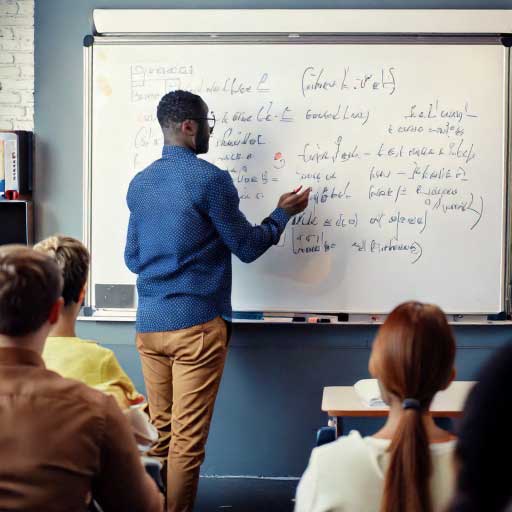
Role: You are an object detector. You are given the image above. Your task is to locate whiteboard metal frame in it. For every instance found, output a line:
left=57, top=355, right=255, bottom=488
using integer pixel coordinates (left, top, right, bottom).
left=505, top=49, right=512, bottom=317
left=91, top=35, right=505, bottom=46
left=82, top=32, right=512, bottom=324
left=83, top=41, right=94, bottom=314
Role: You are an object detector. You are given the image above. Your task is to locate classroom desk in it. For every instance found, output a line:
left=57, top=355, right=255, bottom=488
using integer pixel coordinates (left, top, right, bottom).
left=322, top=381, right=475, bottom=437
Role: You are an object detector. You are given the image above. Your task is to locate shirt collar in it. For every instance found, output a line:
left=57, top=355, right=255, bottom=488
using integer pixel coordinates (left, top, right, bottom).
left=162, top=145, right=196, bottom=158
left=0, top=347, right=45, bottom=368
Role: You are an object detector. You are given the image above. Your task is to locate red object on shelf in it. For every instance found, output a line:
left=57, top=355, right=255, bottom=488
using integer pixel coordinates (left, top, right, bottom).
left=4, top=190, right=19, bottom=200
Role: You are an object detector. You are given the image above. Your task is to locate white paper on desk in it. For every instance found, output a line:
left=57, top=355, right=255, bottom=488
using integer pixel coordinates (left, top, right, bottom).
left=124, top=404, right=158, bottom=453
left=354, top=379, right=387, bottom=407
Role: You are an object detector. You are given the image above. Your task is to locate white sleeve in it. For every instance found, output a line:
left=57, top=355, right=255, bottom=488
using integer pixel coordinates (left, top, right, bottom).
left=294, top=449, right=320, bottom=512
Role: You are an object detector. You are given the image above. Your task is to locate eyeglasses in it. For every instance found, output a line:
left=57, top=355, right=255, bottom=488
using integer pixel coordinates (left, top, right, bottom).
left=189, top=112, right=216, bottom=134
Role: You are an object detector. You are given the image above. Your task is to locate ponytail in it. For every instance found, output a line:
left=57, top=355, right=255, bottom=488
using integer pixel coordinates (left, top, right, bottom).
left=380, top=406, right=432, bottom=512
left=371, top=302, right=456, bottom=512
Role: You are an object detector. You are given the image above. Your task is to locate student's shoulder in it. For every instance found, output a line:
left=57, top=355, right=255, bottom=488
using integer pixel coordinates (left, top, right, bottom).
left=51, top=337, right=116, bottom=365
left=44, top=368, right=115, bottom=411
left=302, top=430, right=381, bottom=500
left=57, top=336, right=111, bottom=353
left=74, top=337, right=116, bottom=361
left=311, top=431, right=369, bottom=465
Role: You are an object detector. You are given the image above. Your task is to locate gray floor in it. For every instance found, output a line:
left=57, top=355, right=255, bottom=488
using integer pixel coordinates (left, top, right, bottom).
left=195, top=477, right=298, bottom=512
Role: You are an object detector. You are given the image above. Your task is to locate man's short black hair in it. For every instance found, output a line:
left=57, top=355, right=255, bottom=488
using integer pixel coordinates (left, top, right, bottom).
left=157, top=90, right=204, bottom=129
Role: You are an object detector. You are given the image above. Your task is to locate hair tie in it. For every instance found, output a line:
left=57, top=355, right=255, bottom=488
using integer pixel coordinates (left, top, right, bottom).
left=402, top=398, right=421, bottom=411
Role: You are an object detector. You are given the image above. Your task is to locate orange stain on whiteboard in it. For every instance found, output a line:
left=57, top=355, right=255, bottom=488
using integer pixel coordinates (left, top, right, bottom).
left=96, top=76, right=112, bottom=97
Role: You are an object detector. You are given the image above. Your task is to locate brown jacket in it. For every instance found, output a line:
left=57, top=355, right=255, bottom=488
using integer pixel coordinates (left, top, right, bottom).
left=0, top=347, right=163, bottom=512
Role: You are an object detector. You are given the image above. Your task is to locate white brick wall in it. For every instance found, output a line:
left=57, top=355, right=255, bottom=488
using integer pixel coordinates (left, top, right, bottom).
left=0, top=0, right=34, bottom=131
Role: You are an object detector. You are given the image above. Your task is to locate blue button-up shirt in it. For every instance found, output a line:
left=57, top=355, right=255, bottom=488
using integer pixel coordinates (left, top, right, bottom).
left=124, top=145, right=290, bottom=332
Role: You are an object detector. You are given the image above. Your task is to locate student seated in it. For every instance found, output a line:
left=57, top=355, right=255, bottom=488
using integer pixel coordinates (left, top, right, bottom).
left=448, top=343, right=512, bottom=512
left=34, top=235, right=144, bottom=409
left=295, top=301, right=457, bottom=512
left=0, top=245, right=163, bottom=511
left=35, top=235, right=156, bottom=449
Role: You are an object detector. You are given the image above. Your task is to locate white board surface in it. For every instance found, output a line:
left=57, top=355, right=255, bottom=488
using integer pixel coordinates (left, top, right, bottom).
left=89, top=42, right=507, bottom=314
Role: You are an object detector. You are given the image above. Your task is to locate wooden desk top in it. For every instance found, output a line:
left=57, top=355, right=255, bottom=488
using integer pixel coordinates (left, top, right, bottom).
left=322, top=381, right=476, bottom=418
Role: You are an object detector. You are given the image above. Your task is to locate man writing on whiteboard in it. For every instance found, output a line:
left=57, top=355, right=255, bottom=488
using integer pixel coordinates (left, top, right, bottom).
left=124, top=90, right=310, bottom=512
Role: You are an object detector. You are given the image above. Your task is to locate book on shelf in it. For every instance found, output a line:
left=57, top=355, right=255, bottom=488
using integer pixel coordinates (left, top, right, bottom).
left=0, top=130, right=33, bottom=197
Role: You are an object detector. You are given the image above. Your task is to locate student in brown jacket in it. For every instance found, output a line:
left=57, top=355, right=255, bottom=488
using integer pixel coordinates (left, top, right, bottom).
left=0, top=245, right=163, bottom=512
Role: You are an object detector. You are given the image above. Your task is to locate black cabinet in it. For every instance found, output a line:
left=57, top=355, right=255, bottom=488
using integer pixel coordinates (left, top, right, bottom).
left=0, top=200, right=33, bottom=245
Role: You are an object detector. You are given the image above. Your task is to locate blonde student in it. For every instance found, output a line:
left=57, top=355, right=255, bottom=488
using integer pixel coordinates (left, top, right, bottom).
left=295, top=301, right=457, bottom=512
left=34, top=235, right=144, bottom=409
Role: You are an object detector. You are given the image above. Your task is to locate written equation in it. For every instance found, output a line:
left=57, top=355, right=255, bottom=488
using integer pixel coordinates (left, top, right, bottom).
left=129, top=61, right=488, bottom=266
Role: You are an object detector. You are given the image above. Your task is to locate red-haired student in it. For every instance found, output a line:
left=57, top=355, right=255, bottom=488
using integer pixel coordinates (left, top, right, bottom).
left=295, top=301, right=457, bottom=512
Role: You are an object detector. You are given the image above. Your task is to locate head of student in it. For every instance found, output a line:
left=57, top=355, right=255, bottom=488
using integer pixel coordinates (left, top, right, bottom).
left=157, top=89, right=214, bottom=154
left=369, top=301, right=456, bottom=512
left=34, top=235, right=89, bottom=312
left=0, top=245, right=62, bottom=348
left=449, top=343, right=512, bottom=512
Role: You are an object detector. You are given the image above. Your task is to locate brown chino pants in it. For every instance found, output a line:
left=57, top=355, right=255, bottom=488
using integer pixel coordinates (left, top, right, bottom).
left=136, top=316, right=229, bottom=512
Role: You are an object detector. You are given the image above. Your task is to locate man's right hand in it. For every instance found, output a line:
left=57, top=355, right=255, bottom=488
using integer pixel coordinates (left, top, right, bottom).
left=277, top=187, right=311, bottom=217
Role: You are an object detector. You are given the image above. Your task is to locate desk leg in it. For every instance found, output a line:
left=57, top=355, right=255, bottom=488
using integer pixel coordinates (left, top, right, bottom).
left=328, top=416, right=344, bottom=438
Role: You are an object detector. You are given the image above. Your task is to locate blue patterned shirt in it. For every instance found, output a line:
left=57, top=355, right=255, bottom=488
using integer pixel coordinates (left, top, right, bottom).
left=124, top=145, right=290, bottom=332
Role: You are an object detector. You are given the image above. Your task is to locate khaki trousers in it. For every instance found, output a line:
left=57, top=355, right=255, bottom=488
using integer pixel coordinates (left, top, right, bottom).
left=136, top=316, right=228, bottom=512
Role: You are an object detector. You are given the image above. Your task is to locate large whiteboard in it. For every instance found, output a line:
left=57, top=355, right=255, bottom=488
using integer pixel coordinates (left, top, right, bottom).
left=87, top=42, right=508, bottom=314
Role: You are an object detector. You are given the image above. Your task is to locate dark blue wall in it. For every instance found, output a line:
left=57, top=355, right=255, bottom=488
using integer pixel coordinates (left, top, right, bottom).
left=36, top=0, right=512, bottom=476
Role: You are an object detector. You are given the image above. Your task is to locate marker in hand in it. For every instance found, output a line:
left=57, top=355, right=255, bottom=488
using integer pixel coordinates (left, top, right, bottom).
left=278, top=185, right=310, bottom=216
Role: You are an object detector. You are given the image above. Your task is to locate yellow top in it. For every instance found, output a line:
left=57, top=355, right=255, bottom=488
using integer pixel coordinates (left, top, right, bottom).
left=43, top=336, right=144, bottom=409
